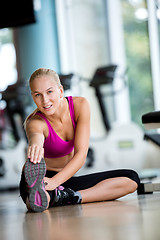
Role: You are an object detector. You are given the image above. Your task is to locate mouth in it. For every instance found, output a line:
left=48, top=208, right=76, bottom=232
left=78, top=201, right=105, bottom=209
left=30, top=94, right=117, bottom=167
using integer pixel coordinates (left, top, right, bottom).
left=43, top=105, right=52, bottom=110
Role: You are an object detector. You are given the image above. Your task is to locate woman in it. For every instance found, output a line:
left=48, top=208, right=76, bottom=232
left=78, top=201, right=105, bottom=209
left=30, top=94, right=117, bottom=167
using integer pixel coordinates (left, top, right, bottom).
left=19, top=68, right=140, bottom=212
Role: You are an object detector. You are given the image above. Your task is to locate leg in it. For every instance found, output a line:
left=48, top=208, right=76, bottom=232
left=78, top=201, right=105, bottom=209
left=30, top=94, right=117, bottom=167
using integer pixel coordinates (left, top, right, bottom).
left=20, top=158, right=50, bottom=212
left=20, top=169, right=51, bottom=211
left=19, top=167, right=80, bottom=211
left=62, top=169, right=140, bottom=203
left=46, top=169, right=139, bottom=205
left=80, top=177, right=138, bottom=203
left=20, top=166, right=80, bottom=211
left=20, top=168, right=140, bottom=210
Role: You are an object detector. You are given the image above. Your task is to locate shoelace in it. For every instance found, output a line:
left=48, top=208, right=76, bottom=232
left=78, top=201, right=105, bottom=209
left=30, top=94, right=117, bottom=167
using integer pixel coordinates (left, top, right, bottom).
left=57, top=185, right=64, bottom=190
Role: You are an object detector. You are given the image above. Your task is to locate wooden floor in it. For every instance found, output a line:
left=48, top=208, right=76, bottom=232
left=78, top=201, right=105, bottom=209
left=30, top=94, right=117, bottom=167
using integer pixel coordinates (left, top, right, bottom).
left=0, top=190, right=160, bottom=240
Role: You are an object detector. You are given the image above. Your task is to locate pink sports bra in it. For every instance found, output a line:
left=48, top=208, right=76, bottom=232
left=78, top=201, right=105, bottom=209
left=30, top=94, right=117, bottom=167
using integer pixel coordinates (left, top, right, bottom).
left=35, top=96, right=76, bottom=158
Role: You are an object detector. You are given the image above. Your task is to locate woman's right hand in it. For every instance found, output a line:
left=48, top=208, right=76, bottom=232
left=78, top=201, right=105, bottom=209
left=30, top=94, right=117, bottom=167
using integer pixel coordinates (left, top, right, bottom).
left=27, top=144, right=44, bottom=164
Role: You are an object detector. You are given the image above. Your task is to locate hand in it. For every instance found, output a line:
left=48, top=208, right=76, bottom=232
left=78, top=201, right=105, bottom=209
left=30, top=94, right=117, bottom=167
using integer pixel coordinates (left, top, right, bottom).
left=44, top=177, right=57, bottom=191
left=28, top=144, right=44, bottom=164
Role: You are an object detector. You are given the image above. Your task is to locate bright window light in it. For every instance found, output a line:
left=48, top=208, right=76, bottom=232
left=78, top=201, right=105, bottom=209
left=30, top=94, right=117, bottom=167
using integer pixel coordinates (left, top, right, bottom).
left=135, top=8, right=148, bottom=20
left=0, top=43, right=17, bottom=92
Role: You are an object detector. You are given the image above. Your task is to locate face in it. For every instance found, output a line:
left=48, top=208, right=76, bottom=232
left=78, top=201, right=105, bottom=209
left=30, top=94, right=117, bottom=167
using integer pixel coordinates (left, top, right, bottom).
left=30, top=75, right=63, bottom=115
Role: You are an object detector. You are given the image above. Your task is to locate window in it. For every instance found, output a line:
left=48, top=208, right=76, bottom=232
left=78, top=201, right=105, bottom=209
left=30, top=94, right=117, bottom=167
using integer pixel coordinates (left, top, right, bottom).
left=121, top=0, right=154, bottom=126
left=0, top=28, right=17, bottom=92
left=56, top=0, right=109, bottom=135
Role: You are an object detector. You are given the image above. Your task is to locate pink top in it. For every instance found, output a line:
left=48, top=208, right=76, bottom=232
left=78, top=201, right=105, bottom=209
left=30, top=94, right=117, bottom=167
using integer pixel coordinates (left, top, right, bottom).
left=35, top=96, right=76, bottom=158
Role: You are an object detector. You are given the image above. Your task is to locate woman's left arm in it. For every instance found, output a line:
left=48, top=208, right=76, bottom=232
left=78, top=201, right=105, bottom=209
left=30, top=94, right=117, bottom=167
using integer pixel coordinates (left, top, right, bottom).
left=45, top=97, right=90, bottom=190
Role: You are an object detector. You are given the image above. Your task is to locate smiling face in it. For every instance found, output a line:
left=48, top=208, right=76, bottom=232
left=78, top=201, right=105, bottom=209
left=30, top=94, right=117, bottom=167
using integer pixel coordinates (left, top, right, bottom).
left=30, top=75, right=64, bottom=116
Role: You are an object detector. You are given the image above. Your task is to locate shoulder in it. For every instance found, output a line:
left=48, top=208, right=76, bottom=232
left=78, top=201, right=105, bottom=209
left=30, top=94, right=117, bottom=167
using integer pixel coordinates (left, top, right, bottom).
left=26, top=113, right=47, bottom=133
left=72, top=96, right=90, bottom=121
left=72, top=96, right=90, bottom=108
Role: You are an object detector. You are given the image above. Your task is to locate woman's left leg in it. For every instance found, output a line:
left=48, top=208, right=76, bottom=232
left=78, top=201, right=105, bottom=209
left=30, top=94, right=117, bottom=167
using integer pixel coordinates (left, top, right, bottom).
left=80, top=177, right=137, bottom=203
left=62, top=169, right=140, bottom=203
left=44, top=169, right=140, bottom=207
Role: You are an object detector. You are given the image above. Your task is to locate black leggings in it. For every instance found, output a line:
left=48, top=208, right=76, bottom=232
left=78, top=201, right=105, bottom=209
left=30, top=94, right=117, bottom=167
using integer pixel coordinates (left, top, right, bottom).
left=19, top=168, right=140, bottom=205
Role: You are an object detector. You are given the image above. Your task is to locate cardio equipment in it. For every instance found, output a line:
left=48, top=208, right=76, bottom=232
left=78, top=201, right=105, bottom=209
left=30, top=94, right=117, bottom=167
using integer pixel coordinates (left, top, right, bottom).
left=89, top=66, right=160, bottom=195
left=90, top=65, right=118, bottom=131
left=138, top=111, right=160, bottom=194
left=60, top=65, right=146, bottom=174
left=87, top=65, right=146, bottom=172
left=0, top=75, right=74, bottom=190
left=0, top=82, right=28, bottom=189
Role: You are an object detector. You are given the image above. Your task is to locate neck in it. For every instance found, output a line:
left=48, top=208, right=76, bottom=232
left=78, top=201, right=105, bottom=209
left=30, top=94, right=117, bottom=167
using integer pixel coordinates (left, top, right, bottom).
left=45, top=97, right=67, bottom=123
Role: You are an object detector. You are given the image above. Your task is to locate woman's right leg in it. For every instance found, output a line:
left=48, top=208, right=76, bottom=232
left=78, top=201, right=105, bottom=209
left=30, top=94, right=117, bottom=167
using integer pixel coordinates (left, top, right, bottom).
left=19, top=169, right=51, bottom=211
left=19, top=164, right=81, bottom=211
left=19, top=158, right=50, bottom=212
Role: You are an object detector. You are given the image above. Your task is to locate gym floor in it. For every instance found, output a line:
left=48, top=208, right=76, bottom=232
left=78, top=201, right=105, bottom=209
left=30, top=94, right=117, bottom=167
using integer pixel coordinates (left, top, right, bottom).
left=0, top=190, right=160, bottom=240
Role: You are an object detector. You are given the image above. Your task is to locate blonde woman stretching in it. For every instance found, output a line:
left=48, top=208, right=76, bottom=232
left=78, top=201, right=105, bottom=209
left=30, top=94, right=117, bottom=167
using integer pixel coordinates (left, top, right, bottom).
left=19, top=68, right=140, bottom=212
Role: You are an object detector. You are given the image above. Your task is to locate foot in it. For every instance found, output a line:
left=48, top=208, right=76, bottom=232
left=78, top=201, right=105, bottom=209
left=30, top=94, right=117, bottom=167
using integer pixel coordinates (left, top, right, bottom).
left=50, top=186, right=82, bottom=207
left=24, top=158, right=48, bottom=212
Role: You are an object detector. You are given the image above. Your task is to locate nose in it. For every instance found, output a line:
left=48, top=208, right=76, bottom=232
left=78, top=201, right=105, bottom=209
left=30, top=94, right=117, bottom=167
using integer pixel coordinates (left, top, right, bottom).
left=42, top=94, right=49, bottom=104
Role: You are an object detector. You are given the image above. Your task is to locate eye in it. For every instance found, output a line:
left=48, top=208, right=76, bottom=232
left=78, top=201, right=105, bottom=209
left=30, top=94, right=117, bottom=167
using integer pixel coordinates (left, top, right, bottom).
left=47, top=90, right=53, bottom=94
left=35, top=93, right=40, bottom=97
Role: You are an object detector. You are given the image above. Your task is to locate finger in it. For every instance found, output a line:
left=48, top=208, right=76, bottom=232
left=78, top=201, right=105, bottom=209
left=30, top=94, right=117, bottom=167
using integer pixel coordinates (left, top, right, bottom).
left=37, top=148, right=44, bottom=163
left=27, top=146, right=31, bottom=159
left=29, top=145, right=36, bottom=162
left=29, top=145, right=38, bottom=163
left=32, top=146, right=41, bottom=164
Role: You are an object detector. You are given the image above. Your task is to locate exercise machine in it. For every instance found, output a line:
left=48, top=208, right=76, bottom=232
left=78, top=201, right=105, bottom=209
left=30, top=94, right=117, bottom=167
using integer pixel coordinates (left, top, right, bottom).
left=61, top=68, right=160, bottom=194
left=76, top=65, right=147, bottom=175
left=0, top=82, right=28, bottom=190
left=0, top=74, right=77, bottom=190
left=138, top=111, right=160, bottom=194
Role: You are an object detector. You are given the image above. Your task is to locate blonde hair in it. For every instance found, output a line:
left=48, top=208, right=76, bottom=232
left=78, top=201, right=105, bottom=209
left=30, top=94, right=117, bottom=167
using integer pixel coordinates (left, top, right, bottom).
left=24, top=68, right=62, bottom=129
left=29, top=68, right=61, bottom=88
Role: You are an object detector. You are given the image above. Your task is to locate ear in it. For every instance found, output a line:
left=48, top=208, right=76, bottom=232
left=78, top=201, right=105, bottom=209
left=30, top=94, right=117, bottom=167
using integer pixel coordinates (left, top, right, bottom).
left=59, top=85, right=64, bottom=98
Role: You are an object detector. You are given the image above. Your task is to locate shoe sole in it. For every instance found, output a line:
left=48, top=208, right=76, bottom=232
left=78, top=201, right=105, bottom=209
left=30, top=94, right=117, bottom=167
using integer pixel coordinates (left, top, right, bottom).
left=24, top=158, right=48, bottom=212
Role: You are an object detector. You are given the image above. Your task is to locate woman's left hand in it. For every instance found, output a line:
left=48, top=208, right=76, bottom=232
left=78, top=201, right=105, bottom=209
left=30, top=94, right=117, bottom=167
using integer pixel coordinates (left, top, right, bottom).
left=43, top=177, right=57, bottom=191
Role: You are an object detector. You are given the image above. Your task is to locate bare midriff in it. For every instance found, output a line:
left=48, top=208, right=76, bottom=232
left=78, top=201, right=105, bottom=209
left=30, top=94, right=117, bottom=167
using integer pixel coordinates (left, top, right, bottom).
left=45, top=150, right=74, bottom=172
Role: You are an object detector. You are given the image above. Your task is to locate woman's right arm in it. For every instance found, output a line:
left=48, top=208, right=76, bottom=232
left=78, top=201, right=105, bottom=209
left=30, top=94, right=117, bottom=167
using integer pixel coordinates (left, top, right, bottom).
left=26, top=118, right=45, bottom=164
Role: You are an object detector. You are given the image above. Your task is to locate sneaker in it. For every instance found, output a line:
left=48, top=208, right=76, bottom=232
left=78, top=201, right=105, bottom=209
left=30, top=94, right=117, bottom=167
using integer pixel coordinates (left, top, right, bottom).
left=24, top=158, right=48, bottom=212
left=50, top=186, right=82, bottom=207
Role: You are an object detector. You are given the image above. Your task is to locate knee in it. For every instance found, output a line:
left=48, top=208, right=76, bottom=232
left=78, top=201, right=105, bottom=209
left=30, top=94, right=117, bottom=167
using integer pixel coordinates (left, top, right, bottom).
left=127, top=170, right=140, bottom=186
left=125, top=178, right=138, bottom=194
left=123, top=169, right=140, bottom=193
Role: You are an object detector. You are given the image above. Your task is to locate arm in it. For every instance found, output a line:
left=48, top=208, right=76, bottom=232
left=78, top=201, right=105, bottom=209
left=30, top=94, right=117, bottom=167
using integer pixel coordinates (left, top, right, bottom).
left=44, top=97, right=90, bottom=190
left=26, top=117, right=45, bottom=163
